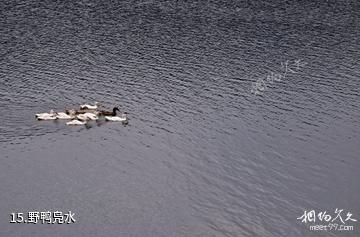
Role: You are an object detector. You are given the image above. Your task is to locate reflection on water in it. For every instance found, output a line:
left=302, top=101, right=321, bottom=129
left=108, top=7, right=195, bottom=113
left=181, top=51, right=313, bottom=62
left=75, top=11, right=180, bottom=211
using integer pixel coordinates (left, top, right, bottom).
left=1, top=0, right=359, bottom=236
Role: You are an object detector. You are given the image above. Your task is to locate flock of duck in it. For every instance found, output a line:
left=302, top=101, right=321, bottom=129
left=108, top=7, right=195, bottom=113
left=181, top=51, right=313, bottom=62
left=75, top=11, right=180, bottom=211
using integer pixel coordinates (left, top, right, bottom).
left=35, top=102, right=128, bottom=126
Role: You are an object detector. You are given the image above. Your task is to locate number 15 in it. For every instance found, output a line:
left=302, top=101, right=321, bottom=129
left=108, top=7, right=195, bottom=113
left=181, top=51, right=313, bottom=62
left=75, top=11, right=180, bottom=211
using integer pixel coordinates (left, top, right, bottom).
left=10, top=213, right=24, bottom=223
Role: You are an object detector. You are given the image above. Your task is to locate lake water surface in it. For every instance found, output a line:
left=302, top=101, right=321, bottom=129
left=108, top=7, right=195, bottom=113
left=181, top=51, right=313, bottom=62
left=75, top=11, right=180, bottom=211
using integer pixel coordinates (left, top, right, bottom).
left=1, top=0, right=359, bottom=236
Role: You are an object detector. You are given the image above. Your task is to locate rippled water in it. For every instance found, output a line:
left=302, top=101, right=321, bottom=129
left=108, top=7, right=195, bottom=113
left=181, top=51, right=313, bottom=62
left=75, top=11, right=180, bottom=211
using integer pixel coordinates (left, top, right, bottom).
left=1, top=1, right=359, bottom=236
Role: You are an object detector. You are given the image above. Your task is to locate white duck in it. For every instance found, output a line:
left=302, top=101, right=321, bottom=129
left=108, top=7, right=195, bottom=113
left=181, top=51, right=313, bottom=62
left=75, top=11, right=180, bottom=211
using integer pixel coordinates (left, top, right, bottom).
left=56, top=112, right=75, bottom=120
left=105, top=112, right=128, bottom=122
left=76, top=114, right=89, bottom=121
left=66, top=120, right=87, bottom=126
left=83, top=112, right=99, bottom=120
left=35, top=109, right=55, bottom=118
left=77, top=112, right=99, bottom=121
left=37, top=114, right=58, bottom=120
left=80, top=102, right=99, bottom=110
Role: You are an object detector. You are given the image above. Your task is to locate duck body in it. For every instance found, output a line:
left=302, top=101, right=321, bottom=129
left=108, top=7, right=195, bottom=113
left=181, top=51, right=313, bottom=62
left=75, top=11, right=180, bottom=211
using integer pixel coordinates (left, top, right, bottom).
left=56, top=112, right=75, bottom=120
left=66, top=120, right=87, bottom=125
left=76, top=114, right=89, bottom=121
left=105, top=116, right=127, bottom=122
left=80, top=102, right=99, bottom=110
left=99, top=107, right=120, bottom=116
left=37, top=114, right=58, bottom=120
left=35, top=110, right=55, bottom=118
left=70, top=109, right=99, bottom=115
left=76, top=113, right=98, bottom=121
left=105, top=112, right=128, bottom=122
left=83, top=112, right=99, bottom=120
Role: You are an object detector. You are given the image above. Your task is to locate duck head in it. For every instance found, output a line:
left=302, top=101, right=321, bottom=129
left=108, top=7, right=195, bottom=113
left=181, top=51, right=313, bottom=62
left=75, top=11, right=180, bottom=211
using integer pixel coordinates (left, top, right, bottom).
left=65, top=109, right=76, bottom=115
left=108, top=107, right=120, bottom=116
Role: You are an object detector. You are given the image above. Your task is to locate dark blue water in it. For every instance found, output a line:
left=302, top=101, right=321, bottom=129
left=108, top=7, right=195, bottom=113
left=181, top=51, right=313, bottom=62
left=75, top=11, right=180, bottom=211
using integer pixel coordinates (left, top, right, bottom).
left=1, top=1, right=359, bottom=236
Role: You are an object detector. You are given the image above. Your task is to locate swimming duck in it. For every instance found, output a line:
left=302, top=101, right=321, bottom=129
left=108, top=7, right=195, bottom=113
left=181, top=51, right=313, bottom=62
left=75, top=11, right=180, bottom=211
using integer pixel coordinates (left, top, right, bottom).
left=80, top=102, right=99, bottom=110
left=56, top=112, right=75, bottom=120
left=99, top=107, right=120, bottom=116
left=82, top=112, right=99, bottom=120
left=76, top=114, right=90, bottom=121
left=74, top=109, right=100, bottom=115
left=66, top=119, right=87, bottom=125
left=37, top=113, right=58, bottom=120
left=105, top=112, right=128, bottom=122
left=35, top=109, right=55, bottom=118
